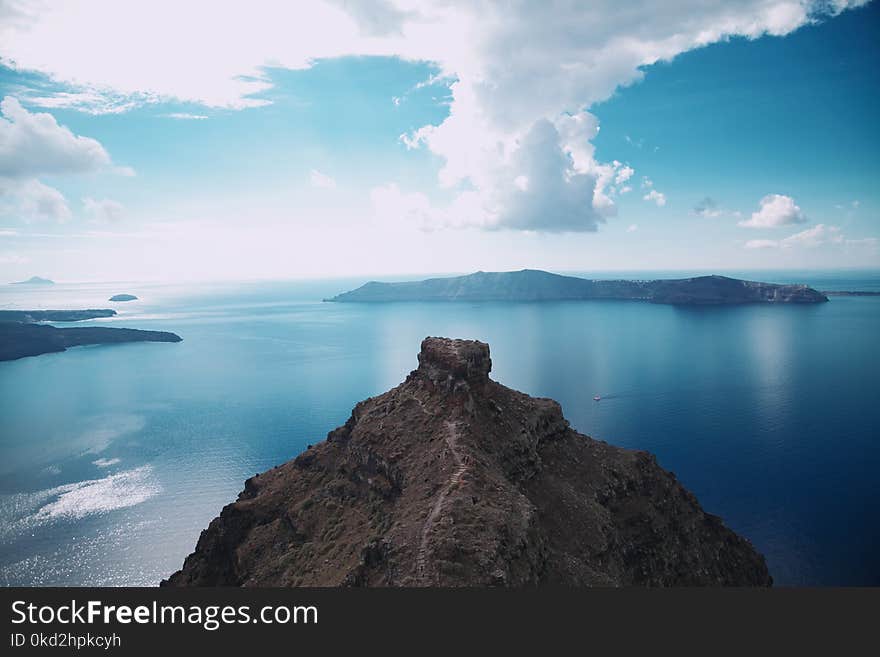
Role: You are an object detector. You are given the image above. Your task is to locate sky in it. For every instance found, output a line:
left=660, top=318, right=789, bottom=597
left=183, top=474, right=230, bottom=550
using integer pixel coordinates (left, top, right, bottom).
left=0, top=0, right=877, bottom=282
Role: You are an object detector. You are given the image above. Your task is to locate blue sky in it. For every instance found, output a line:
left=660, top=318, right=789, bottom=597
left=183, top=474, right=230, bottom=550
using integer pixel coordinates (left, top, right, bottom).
left=0, top=0, right=877, bottom=281
left=592, top=7, right=879, bottom=234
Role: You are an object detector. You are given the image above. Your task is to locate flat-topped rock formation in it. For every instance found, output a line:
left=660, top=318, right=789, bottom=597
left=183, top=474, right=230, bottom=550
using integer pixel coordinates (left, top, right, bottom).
left=326, top=270, right=828, bottom=305
left=165, top=337, right=771, bottom=587
left=10, top=276, right=54, bottom=285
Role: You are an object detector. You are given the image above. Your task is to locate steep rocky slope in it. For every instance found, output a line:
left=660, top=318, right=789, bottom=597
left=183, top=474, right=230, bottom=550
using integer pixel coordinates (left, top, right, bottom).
left=165, top=338, right=771, bottom=587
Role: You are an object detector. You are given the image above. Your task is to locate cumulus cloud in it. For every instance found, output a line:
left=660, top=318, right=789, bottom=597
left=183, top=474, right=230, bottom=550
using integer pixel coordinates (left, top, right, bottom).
left=2, top=0, right=865, bottom=112
left=615, top=164, right=634, bottom=186
left=83, top=197, right=125, bottom=223
left=370, top=183, right=435, bottom=230
left=745, top=224, right=876, bottom=250
left=0, top=97, right=113, bottom=178
left=370, top=181, right=484, bottom=231
left=781, top=223, right=840, bottom=247
left=740, top=193, right=806, bottom=228
left=643, top=189, right=667, bottom=207
left=309, top=169, right=337, bottom=189
left=0, top=178, right=71, bottom=222
left=694, top=197, right=722, bottom=218
left=163, top=112, right=208, bottom=120
left=0, top=96, right=132, bottom=225
left=489, top=119, right=606, bottom=232
left=0, top=1, right=868, bottom=232
left=18, top=180, right=71, bottom=222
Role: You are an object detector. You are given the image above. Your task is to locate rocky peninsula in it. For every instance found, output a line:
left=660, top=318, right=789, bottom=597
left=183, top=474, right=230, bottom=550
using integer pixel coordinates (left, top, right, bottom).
left=326, top=270, right=828, bottom=305
left=165, top=337, right=771, bottom=587
left=0, top=309, right=181, bottom=361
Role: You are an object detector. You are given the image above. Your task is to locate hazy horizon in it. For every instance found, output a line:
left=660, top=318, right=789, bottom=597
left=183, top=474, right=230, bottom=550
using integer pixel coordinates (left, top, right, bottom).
left=6, top=266, right=880, bottom=290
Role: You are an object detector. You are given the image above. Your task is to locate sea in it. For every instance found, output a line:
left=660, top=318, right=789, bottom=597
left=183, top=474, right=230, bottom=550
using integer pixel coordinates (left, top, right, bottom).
left=0, top=269, right=878, bottom=586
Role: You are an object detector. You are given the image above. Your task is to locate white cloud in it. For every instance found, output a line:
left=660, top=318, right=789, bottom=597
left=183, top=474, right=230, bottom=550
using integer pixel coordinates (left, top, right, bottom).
left=0, top=97, right=114, bottom=178
left=0, top=178, right=71, bottom=222
left=643, top=189, right=666, bottom=207
left=370, top=181, right=485, bottom=231
left=614, top=164, right=634, bottom=185
left=2, top=0, right=864, bottom=113
left=693, top=197, right=722, bottom=218
left=163, top=113, right=208, bottom=120
left=83, top=197, right=125, bottom=223
left=0, top=1, right=868, bottom=233
left=370, top=182, right=436, bottom=230
left=740, top=193, right=806, bottom=228
left=490, top=118, right=607, bottom=232
left=18, top=180, right=71, bottom=222
left=783, top=223, right=841, bottom=247
left=0, top=97, right=132, bottom=224
left=744, top=239, right=782, bottom=249
left=309, top=169, right=337, bottom=189
left=744, top=224, right=876, bottom=251
left=626, top=224, right=638, bottom=233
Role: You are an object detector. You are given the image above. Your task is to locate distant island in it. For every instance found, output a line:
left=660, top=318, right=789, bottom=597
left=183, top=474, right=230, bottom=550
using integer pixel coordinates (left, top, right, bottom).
left=109, top=294, right=138, bottom=302
left=326, top=270, right=829, bottom=305
left=10, top=276, right=54, bottom=285
left=0, top=309, right=181, bottom=361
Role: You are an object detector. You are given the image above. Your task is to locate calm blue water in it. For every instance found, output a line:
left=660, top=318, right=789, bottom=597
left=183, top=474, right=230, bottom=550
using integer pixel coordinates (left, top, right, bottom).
left=0, top=270, right=878, bottom=586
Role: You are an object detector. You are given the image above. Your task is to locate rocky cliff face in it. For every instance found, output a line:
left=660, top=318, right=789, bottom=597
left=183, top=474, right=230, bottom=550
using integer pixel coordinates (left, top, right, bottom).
left=165, top=338, right=772, bottom=587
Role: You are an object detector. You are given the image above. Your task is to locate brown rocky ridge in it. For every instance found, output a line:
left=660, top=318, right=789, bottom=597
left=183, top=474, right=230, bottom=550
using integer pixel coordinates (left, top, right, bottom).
left=164, top=337, right=772, bottom=587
